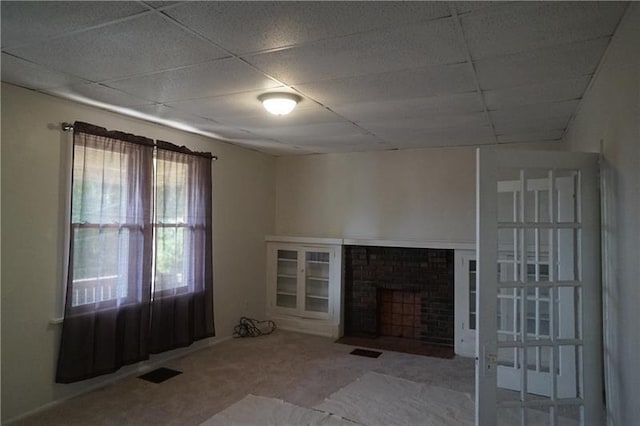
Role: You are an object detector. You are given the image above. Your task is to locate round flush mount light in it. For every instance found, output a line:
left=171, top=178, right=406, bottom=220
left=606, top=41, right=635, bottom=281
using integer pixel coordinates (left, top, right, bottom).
left=258, top=92, right=301, bottom=116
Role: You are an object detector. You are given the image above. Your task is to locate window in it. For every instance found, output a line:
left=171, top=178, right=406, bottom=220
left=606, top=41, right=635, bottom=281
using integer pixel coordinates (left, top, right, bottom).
left=69, top=141, right=149, bottom=308
left=57, top=122, right=214, bottom=384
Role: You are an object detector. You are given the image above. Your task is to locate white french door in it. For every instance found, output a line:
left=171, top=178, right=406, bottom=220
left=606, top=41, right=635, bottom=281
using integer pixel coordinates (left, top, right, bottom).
left=476, top=148, right=603, bottom=426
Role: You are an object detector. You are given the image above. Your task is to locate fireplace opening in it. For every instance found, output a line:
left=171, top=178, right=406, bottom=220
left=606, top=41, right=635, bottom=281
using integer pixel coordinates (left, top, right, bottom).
left=340, top=246, right=455, bottom=358
left=378, top=290, right=422, bottom=339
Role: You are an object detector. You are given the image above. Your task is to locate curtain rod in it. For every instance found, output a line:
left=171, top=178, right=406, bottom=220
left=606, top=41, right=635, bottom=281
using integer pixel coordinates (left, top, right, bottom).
left=61, top=122, right=218, bottom=160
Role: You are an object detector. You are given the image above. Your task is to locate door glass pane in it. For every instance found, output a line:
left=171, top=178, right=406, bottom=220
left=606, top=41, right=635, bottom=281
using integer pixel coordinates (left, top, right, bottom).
left=526, top=228, right=551, bottom=283
left=498, top=228, right=520, bottom=283
left=555, top=170, right=579, bottom=224
left=497, top=407, right=523, bottom=426
left=276, top=249, right=297, bottom=309
left=557, top=405, right=582, bottom=425
left=526, top=346, right=552, bottom=399
left=526, top=407, right=553, bottom=425
left=558, top=345, right=581, bottom=399
left=497, top=287, right=521, bottom=342
left=305, top=251, right=329, bottom=313
left=557, top=286, right=581, bottom=340
left=524, top=169, right=552, bottom=223
left=497, top=168, right=523, bottom=223
left=525, top=287, right=551, bottom=341
left=557, top=228, right=579, bottom=282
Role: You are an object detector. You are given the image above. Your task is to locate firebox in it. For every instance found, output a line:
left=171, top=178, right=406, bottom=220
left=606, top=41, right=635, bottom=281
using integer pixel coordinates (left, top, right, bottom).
left=343, top=246, right=454, bottom=348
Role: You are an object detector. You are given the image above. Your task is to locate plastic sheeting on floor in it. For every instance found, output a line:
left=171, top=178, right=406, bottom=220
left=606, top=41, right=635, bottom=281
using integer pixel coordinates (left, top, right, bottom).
left=315, top=371, right=475, bottom=426
left=200, top=372, right=579, bottom=426
left=199, top=394, right=358, bottom=426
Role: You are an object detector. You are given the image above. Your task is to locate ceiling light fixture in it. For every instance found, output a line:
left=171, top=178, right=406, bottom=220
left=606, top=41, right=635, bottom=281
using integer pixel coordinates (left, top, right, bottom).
left=258, top=92, right=301, bottom=116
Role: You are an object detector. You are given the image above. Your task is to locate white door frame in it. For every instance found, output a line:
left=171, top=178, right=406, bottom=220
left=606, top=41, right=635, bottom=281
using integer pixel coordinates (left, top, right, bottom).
left=476, top=147, right=603, bottom=425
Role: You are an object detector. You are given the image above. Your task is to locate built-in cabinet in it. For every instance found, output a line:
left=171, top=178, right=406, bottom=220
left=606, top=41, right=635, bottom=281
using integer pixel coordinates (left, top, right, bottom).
left=266, top=237, right=342, bottom=337
left=454, top=250, right=477, bottom=358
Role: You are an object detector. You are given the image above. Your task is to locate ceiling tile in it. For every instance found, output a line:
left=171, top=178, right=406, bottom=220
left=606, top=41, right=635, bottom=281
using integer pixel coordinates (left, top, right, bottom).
left=128, top=104, right=221, bottom=127
left=245, top=18, right=466, bottom=85
left=490, top=99, right=578, bottom=128
left=166, top=2, right=451, bottom=54
left=455, top=2, right=514, bottom=15
left=44, top=83, right=155, bottom=107
left=332, top=92, right=484, bottom=123
left=0, top=1, right=147, bottom=49
left=484, top=77, right=590, bottom=110
left=254, top=122, right=369, bottom=145
left=226, top=138, right=309, bottom=156
left=475, top=38, right=609, bottom=90
left=462, top=2, right=626, bottom=60
left=371, top=126, right=496, bottom=148
left=1, top=53, right=87, bottom=89
left=360, top=112, right=491, bottom=134
left=295, top=62, right=476, bottom=106
left=497, top=129, right=564, bottom=144
left=493, top=117, right=571, bottom=135
left=216, top=105, right=345, bottom=129
left=127, top=104, right=263, bottom=142
left=106, top=58, right=280, bottom=103
left=490, top=100, right=578, bottom=134
left=292, top=133, right=388, bottom=149
left=6, top=14, right=228, bottom=82
left=144, top=2, right=181, bottom=9
left=166, top=89, right=293, bottom=121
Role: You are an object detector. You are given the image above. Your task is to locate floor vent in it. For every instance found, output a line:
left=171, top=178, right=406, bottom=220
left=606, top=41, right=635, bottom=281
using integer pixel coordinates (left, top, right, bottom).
left=138, top=367, right=182, bottom=383
left=350, top=348, right=382, bottom=358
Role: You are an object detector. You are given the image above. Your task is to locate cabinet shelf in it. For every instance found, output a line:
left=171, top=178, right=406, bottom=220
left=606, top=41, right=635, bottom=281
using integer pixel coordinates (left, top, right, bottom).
left=270, top=242, right=340, bottom=323
left=306, top=294, right=329, bottom=300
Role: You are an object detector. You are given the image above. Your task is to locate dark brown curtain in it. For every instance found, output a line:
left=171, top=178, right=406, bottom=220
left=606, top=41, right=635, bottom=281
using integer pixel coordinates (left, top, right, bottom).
left=149, top=141, right=214, bottom=353
left=56, top=122, right=154, bottom=383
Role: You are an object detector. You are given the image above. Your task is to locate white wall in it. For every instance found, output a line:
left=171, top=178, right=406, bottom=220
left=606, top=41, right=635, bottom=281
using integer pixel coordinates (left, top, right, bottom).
left=277, top=147, right=475, bottom=242
left=563, top=4, right=639, bottom=424
left=0, top=83, right=275, bottom=422
left=275, top=142, right=563, bottom=243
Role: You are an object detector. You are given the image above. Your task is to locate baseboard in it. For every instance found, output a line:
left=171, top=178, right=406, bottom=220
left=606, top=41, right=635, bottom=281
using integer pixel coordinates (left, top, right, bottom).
left=271, top=315, right=340, bottom=338
left=2, top=336, right=231, bottom=425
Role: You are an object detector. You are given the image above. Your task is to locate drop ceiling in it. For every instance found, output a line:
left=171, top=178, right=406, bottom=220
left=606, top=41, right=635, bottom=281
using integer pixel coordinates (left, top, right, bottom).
left=0, top=1, right=628, bottom=155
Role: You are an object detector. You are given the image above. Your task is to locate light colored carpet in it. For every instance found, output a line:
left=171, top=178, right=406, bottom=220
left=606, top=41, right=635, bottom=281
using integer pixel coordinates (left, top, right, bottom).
left=199, top=395, right=357, bottom=426
left=315, top=372, right=474, bottom=426
left=15, top=331, right=474, bottom=425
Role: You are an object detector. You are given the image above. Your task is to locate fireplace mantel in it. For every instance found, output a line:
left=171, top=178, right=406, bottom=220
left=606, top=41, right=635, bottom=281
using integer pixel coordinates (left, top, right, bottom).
left=266, top=235, right=474, bottom=251
left=343, top=238, right=474, bottom=250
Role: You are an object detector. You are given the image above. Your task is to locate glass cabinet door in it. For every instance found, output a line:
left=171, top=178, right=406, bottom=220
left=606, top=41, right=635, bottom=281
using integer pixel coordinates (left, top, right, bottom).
left=304, top=250, right=330, bottom=314
left=276, top=249, right=298, bottom=309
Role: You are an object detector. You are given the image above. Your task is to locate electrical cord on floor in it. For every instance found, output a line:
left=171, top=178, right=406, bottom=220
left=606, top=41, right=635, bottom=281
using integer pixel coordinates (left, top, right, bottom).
left=233, top=316, right=276, bottom=338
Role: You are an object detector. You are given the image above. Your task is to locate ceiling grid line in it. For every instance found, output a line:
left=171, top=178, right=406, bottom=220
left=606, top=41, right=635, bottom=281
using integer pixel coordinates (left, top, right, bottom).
left=152, top=4, right=391, bottom=152
left=448, top=4, right=499, bottom=145
left=560, top=2, right=633, bottom=141
left=1, top=8, right=155, bottom=52
left=1, top=1, right=628, bottom=155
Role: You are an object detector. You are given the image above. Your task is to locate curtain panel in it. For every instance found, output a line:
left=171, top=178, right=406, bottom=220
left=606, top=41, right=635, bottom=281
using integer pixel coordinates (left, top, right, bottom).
left=56, top=123, right=214, bottom=384
left=56, top=122, right=155, bottom=383
left=149, top=142, right=215, bottom=353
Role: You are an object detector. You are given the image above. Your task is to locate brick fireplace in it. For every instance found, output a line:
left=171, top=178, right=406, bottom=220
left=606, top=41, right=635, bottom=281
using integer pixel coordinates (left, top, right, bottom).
left=343, top=246, right=454, bottom=348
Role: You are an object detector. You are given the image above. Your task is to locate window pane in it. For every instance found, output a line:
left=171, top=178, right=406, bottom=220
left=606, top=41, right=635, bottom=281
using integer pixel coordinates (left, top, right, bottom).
left=155, top=159, right=188, bottom=223
left=154, top=226, right=187, bottom=292
left=72, top=146, right=128, bottom=223
left=71, top=227, right=129, bottom=306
